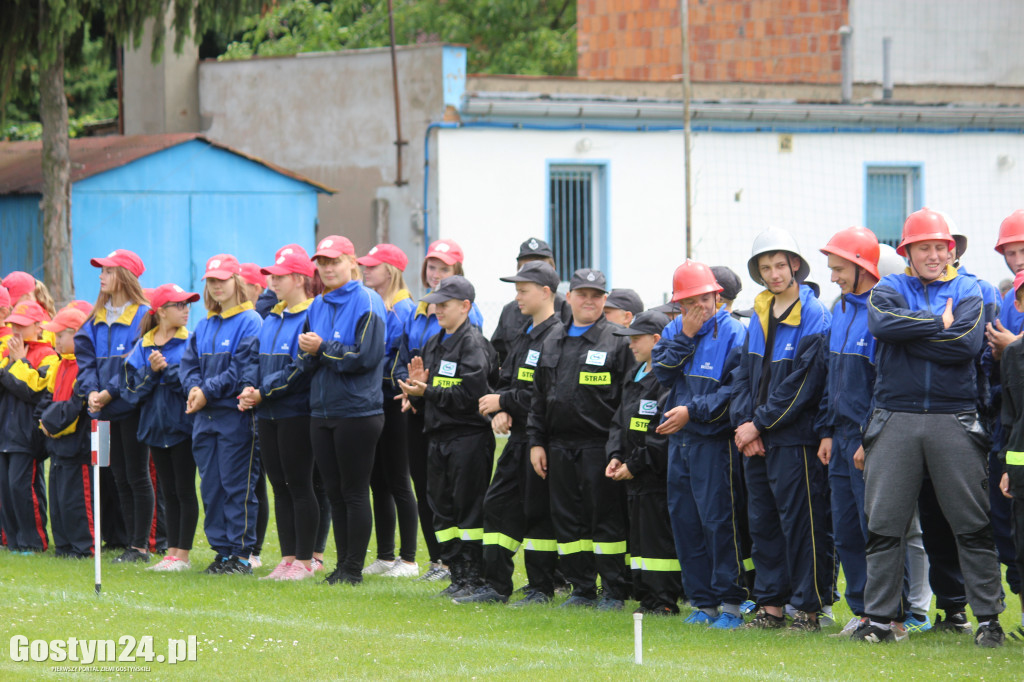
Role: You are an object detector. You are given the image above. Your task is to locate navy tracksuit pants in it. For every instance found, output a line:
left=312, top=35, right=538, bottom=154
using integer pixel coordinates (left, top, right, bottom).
left=50, top=454, right=95, bottom=557
left=192, top=408, right=259, bottom=558
left=744, top=443, right=834, bottom=613
left=0, top=452, right=48, bottom=551
left=667, top=437, right=747, bottom=609
left=829, top=428, right=868, bottom=617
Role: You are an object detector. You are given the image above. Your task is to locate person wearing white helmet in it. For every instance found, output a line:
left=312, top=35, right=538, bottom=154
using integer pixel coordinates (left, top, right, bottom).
left=730, top=228, right=834, bottom=632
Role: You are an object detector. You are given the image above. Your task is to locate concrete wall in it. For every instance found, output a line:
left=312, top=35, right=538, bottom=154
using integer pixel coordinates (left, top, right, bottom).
left=437, top=126, right=1024, bottom=336
left=122, top=12, right=200, bottom=135
left=198, top=45, right=466, bottom=261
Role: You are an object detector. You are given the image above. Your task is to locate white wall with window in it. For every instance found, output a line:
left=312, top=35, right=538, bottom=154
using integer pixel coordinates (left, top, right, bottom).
left=436, top=126, right=1024, bottom=335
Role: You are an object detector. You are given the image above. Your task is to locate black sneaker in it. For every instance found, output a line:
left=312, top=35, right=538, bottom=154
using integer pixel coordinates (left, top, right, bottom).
left=786, top=611, right=822, bottom=633
left=435, top=582, right=465, bottom=598
left=934, top=611, right=972, bottom=635
left=203, top=556, right=229, bottom=574
left=975, top=621, right=1006, bottom=648
left=596, top=596, right=625, bottom=611
left=743, top=608, right=787, bottom=630
left=323, top=567, right=360, bottom=585
left=220, top=557, right=254, bottom=575
left=850, top=621, right=896, bottom=643
left=559, top=594, right=598, bottom=608
left=113, top=548, right=150, bottom=564
left=509, top=590, right=553, bottom=607
left=448, top=583, right=479, bottom=600
left=453, top=586, right=508, bottom=604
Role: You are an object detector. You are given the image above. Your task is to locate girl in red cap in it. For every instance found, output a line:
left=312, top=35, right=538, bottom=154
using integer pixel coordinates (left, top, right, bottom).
left=180, top=254, right=263, bottom=575
left=399, top=239, right=483, bottom=581
left=0, top=285, right=11, bottom=351
left=123, top=284, right=201, bottom=572
left=358, top=243, right=420, bottom=577
left=76, top=250, right=155, bottom=563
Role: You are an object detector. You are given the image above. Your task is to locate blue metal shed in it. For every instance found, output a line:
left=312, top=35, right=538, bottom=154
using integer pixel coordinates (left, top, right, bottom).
left=0, top=134, right=332, bottom=304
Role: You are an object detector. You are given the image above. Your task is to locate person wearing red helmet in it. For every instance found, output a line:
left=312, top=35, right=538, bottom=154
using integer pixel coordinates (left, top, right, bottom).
left=357, top=243, right=421, bottom=578
left=180, top=254, right=263, bottom=575
left=75, top=249, right=155, bottom=562
left=122, top=284, right=201, bottom=572
left=652, top=260, right=749, bottom=625
left=852, top=209, right=1005, bottom=647
left=988, top=210, right=1024, bottom=362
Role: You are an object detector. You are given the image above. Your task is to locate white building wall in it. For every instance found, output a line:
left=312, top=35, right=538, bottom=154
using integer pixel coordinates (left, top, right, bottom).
left=851, top=0, right=1024, bottom=86
left=437, top=126, right=1024, bottom=336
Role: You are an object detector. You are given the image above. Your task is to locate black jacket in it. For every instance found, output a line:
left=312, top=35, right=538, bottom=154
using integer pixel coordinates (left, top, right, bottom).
left=1000, top=337, right=1024, bottom=465
left=494, top=314, right=564, bottom=443
left=527, top=316, right=632, bottom=449
left=606, top=363, right=670, bottom=494
left=491, top=294, right=572, bottom=365
left=410, top=318, right=496, bottom=435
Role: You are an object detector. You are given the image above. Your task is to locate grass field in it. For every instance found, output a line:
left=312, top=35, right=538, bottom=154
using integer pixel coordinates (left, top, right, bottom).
left=2, top=454, right=1023, bottom=680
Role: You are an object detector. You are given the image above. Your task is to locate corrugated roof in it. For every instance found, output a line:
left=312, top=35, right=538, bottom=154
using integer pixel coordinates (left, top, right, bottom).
left=0, top=133, right=335, bottom=195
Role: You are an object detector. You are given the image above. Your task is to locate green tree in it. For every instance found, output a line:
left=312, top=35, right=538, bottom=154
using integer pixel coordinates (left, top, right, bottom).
left=222, top=0, right=577, bottom=76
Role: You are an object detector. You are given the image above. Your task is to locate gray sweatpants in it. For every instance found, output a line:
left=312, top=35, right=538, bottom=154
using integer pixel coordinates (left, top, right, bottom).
left=862, top=410, right=1004, bottom=621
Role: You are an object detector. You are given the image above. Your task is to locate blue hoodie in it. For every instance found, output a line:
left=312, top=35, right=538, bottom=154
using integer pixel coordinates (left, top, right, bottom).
left=122, top=327, right=193, bottom=448
left=179, top=302, right=263, bottom=412
left=730, top=284, right=831, bottom=447
left=297, top=280, right=386, bottom=419
left=382, top=292, right=416, bottom=398
left=816, top=290, right=876, bottom=439
left=75, top=303, right=150, bottom=420
left=253, top=298, right=314, bottom=420
left=652, top=306, right=747, bottom=441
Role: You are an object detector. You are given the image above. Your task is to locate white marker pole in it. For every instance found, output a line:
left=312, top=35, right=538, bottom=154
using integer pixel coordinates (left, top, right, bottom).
left=91, top=420, right=110, bottom=596
left=633, top=612, right=643, bottom=665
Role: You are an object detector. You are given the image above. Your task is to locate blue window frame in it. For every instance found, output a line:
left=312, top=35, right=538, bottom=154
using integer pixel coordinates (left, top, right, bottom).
left=547, top=162, right=608, bottom=280
left=865, top=164, right=923, bottom=248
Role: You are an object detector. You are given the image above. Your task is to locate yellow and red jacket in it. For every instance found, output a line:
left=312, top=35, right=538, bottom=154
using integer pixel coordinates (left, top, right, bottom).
left=38, top=353, right=91, bottom=460
left=0, top=339, right=58, bottom=455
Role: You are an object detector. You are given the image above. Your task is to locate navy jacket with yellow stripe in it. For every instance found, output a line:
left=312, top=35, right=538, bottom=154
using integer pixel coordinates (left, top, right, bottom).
left=816, top=289, right=876, bottom=439
left=868, top=265, right=984, bottom=414
left=0, top=340, right=59, bottom=455
left=652, top=306, right=747, bottom=442
left=180, top=302, right=262, bottom=412
left=297, top=280, right=386, bottom=419
left=75, top=303, right=149, bottom=421
left=253, top=298, right=314, bottom=420
left=122, top=327, right=193, bottom=448
left=730, top=284, right=831, bottom=447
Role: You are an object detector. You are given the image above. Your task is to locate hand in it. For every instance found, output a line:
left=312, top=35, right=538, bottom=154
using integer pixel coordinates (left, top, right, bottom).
left=941, top=298, right=954, bottom=330
left=6, top=335, right=26, bottom=361
left=88, top=390, right=112, bottom=413
left=298, top=331, right=323, bottom=355
left=1001, top=471, right=1012, bottom=499
left=605, top=458, right=621, bottom=479
left=149, top=350, right=168, bottom=372
left=237, top=386, right=262, bottom=411
left=656, top=405, right=689, bottom=435
left=681, top=304, right=707, bottom=338
left=479, top=393, right=502, bottom=415
left=530, top=446, right=548, bottom=479
left=734, top=421, right=761, bottom=449
left=185, top=386, right=207, bottom=414
left=490, top=411, right=512, bottom=435
left=817, top=437, right=833, bottom=466
left=398, top=394, right=417, bottom=414
left=853, top=445, right=865, bottom=471
left=398, top=378, right=427, bottom=397
left=986, top=320, right=1021, bottom=361
left=39, top=421, right=51, bottom=438
left=407, top=356, right=429, bottom=384
left=741, top=436, right=765, bottom=458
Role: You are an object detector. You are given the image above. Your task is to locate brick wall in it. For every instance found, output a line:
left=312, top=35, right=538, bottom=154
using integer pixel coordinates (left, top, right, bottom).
left=577, top=0, right=849, bottom=83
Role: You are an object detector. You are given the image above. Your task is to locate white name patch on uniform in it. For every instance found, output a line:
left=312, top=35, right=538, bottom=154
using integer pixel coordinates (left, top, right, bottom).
left=525, top=350, right=541, bottom=367
left=586, top=350, right=607, bottom=366
left=638, top=400, right=658, bottom=416
left=438, top=361, right=458, bottom=377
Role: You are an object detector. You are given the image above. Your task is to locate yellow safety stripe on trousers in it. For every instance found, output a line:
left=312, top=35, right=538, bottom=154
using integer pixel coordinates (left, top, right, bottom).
left=744, top=557, right=755, bottom=571
left=482, top=532, right=521, bottom=553
left=460, top=527, right=483, bottom=541
left=522, top=538, right=557, bottom=552
left=1007, top=451, right=1024, bottom=466
left=435, top=526, right=460, bottom=542
left=593, top=540, right=628, bottom=555
left=629, top=556, right=682, bottom=572
left=557, top=539, right=594, bottom=555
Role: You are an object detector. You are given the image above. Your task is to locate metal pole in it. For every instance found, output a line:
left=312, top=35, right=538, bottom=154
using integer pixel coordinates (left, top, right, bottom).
left=387, top=0, right=408, bottom=186
left=680, top=0, right=693, bottom=258
left=882, top=37, right=893, bottom=101
left=840, top=26, right=853, bottom=103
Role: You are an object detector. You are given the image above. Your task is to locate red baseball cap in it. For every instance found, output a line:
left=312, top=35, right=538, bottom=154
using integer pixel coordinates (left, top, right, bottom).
left=312, top=235, right=355, bottom=260
left=425, top=239, right=464, bottom=265
left=357, top=243, right=409, bottom=271
left=66, top=300, right=93, bottom=316
left=0, top=285, right=9, bottom=308
left=42, top=307, right=88, bottom=333
left=203, top=254, right=242, bottom=281
left=90, top=249, right=145, bottom=278
left=6, top=301, right=50, bottom=327
left=148, top=283, right=200, bottom=312
left=1014, top=270, right=1024, bottom=295
left=262, top=244, right=315, bottom=278
left=239, top=263, right=268, bottom=289
left=2, top=271, right=35, bottom=301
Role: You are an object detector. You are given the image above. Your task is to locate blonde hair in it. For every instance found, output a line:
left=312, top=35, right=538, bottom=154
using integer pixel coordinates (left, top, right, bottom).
left=90, top=267, right=149, bottom=319
left=420, top=259, right=464, bottom=290
left=204, top=274, right=248, bottom=314
left=378, top=264, right=409, bottom=311
left=32, top=280, right=56, bottom=316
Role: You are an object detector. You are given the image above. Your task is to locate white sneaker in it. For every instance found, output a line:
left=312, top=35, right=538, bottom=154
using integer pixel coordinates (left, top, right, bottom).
left=383, top=560, right=419, bottom=578
left=163, top=559, right=192, bottom=572
left=830, top=616, right=866, bottom=638
left=362, top=558, right=396, bottom=575
left=248, top=554, right=263, bottom=569
left=147, top=556, right=176, bottom=572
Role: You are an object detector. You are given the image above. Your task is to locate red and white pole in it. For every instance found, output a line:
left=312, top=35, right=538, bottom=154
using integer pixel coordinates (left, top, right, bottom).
left=91, top=420, right=110, bottom=595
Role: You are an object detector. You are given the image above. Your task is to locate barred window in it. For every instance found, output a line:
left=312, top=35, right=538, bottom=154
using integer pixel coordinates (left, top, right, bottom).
left=549, top=165, right=603, bottom=280
left=866, top=165, right=922, bottom=248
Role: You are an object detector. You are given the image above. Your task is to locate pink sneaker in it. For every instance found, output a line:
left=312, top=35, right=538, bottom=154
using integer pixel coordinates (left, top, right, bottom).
left=279, top=562, right=316, bottom=581
left=260, top=559, right=292, bottom=580
left=311, top=558, right=325, bottom=572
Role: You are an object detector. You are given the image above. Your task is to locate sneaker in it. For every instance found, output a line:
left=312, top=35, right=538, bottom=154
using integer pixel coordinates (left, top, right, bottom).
left=147, top=556, right=177, bottom=571
left=559, top=595, right=598, bottom=608
left=279, top=562, right=316, bottom=581
left=509, top=590, right=552, bottom=607
left=323, top=567, right=361, bottom=586
left=743, top=608, right=786, bottom=630
left=362, top=558, right=396, bottom=575
left=203, top=556, right=229, bottom=574
left=934, top=611, right=972, bottom=635
left=787, top=611, right=821, bottom=633
left=683, top=610, right=716, bottom=626
left=418, top=562, right=450, bottom=582
left=260, top=559, right=293, bottom=580
left=113, top=548, right=150, bottom=564
left=248, top=554, right=262, bottom=569
left=890, top=621, right=909, bottom=643
left=710, top=612, right=744, bottom=629
left=818, top=606, right=836, bottom=627
left=453, top=586, right=508, bottom=604
left=383, top=560, right=420, bottom=578
left=596, top=596, right=625, bottom=611
left=311, top=557, right=325, bottom=572
left=740, top=600, right=758, bottom=615
left=903, top=614, right=932, bottom=633
left=220, top=557, right=253, bottom=575
left=831, top=616, right=868, bottom=638
left=975, top=621, right=1006, bottom=648
left=435, top=582, right=465, bottom=598
left=851, top=621, right=896, bottom=643
left=1007, top=625, right=1024, bottom=642
left=635, top=605, right=678, bottom=617
left=163, top=559, right=191, bottom=572
left=448, top=583, right=479, bottom=600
